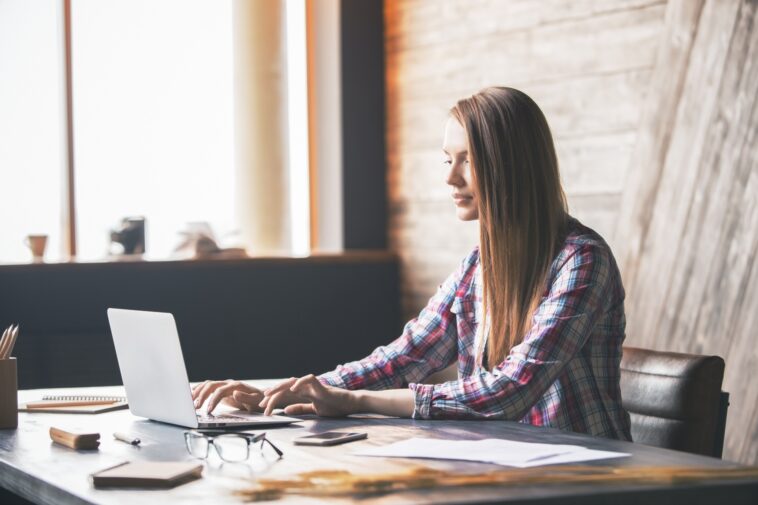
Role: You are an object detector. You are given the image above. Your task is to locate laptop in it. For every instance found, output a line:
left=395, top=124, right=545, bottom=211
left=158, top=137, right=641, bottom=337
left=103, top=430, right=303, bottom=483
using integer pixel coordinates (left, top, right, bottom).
left=107, top=308, right=300, bottom=429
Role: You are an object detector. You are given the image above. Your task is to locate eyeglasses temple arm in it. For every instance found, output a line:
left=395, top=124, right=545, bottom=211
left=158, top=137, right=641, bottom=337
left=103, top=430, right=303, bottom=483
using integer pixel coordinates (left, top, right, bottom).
left=263, top=437, right=284, bottom=457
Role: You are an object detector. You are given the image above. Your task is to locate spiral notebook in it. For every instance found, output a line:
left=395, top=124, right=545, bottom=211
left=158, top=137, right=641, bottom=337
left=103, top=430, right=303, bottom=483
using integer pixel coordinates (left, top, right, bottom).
left=19, top=395, right=128, bottom=414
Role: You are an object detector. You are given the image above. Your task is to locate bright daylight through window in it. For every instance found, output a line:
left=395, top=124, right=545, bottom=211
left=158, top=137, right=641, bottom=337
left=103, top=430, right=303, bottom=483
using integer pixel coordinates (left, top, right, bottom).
left=72, top=0, right=236, bottom=260
left=0, top=0, right=66, bottom=263
left=0, top=0, right=310, bottom=263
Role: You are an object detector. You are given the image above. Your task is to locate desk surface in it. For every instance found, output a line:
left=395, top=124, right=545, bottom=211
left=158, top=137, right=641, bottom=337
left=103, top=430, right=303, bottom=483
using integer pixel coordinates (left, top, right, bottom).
left=2, top=383, right=757, bottom=505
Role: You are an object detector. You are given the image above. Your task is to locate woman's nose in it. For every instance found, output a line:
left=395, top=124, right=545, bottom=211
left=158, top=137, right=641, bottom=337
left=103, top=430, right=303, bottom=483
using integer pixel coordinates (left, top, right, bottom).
left=446, top=163, right=463, bottom=186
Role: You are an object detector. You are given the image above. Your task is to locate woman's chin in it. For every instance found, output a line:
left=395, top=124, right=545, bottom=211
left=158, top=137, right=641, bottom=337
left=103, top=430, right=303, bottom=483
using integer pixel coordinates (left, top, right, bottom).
left=455, top=206, right=479, bottom=222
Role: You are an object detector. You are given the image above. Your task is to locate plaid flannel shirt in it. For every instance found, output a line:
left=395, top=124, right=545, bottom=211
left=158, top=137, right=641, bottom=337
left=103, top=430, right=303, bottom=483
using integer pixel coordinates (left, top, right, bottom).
left=320, top=217, right=632, bottom=440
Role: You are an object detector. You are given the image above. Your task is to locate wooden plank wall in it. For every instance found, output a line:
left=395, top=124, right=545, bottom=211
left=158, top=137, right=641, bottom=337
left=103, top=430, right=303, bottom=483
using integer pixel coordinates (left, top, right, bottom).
left=386, top=0, right=758, bottom=464
left=385, top=0, right=667, bottom=317
left=615, top=0, right=758, bottom=465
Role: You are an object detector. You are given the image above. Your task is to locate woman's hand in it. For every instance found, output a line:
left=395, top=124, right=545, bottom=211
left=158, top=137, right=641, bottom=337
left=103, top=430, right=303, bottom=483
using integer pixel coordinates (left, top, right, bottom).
left=191, top=380, right=265, bottom=414
left=261, top=374, right=359, bottom=417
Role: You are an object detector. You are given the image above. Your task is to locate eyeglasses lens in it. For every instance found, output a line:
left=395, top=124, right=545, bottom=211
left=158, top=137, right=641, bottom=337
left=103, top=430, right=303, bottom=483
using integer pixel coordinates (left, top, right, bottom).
left=214, top=434, right=250, bottom=462
left=185, top=432, right=209, bottom=459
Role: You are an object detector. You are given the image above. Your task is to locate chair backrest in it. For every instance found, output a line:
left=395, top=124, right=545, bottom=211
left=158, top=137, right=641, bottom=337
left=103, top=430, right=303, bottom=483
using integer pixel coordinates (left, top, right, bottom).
left=620, top=346, right=728, bottom=458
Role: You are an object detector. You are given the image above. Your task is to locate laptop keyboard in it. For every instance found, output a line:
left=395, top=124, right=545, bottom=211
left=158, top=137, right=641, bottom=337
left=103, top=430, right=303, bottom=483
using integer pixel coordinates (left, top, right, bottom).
left=196, top=413, right=246, bottom=423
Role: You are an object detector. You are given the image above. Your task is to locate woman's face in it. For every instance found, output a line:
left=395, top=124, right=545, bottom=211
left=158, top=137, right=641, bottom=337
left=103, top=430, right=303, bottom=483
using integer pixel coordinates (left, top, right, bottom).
left=443, top=118, right=479, bottom=221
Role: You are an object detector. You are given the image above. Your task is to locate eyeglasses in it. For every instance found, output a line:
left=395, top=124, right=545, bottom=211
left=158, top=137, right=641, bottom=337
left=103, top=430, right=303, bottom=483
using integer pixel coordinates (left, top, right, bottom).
left=184, top=430, right=284, bottom=462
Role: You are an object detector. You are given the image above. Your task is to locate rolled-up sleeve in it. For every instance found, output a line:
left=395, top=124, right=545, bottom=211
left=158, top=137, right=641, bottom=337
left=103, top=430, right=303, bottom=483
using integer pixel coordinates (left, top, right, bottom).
left=409, top=243, right=610, bottom=420
left=319, top=249, right=480, bottom=391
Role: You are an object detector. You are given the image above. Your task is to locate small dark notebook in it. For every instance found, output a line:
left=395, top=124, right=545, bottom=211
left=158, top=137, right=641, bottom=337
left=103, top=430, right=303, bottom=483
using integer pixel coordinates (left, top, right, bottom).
left=90, top=461, right=203, bottom=489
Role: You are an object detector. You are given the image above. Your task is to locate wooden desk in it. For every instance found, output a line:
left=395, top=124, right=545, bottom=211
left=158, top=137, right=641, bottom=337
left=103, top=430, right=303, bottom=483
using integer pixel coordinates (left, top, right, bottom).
left=1, top=384, right=757, bottom=505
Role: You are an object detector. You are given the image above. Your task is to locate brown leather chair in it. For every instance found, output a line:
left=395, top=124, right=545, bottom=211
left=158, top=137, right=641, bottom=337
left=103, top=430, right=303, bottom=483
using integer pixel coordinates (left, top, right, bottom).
left=620, top=346, right=729, bottom=458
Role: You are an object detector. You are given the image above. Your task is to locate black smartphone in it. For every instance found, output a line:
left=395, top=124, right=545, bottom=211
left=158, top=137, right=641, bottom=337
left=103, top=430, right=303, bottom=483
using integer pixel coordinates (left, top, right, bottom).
left=293, top=431, right=368, bottom=446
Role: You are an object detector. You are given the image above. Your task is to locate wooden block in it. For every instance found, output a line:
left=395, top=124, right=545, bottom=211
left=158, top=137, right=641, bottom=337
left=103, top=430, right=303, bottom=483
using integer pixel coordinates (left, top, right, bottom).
left=49, top=426, right=100, bottom=450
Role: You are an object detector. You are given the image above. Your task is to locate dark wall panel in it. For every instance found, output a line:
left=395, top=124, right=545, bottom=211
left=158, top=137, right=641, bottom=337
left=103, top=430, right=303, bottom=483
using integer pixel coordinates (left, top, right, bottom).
left=0, top=256, right=401, bottom=389
left=341, top=0, right=387, bottom=249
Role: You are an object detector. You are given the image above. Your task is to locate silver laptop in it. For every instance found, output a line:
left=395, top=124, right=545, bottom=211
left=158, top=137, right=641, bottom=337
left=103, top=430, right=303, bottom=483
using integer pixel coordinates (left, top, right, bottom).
left=107, top=308, right=300, bottom=428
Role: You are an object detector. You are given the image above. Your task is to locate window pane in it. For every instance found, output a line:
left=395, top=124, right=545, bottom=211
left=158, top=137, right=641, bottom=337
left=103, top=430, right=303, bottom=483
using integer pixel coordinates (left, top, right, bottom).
left=285, top=0, right=310, bottom=255
left=0, top=0, right=66, bottom=263
left=71, top=0, right=235, bottom=260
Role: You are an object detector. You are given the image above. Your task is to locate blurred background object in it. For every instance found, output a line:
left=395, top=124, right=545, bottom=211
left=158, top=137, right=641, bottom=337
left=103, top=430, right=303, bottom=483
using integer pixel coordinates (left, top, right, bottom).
left=109, top=217, right=145, bottom=256
left=24, top=235, right=48, bottom=263
left=173, top=222, right=247, bottom=260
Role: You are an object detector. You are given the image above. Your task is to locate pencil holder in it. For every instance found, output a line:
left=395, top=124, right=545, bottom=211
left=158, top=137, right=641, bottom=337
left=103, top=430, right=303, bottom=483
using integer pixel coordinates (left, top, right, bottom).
left=0, top=358, right=18, bottom=429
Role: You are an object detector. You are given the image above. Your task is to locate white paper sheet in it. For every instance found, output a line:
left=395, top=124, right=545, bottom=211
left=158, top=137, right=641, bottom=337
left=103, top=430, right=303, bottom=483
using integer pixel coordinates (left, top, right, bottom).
left=515, top=448, right=630, bottom=467
left=354, top=438, right=629, bottom=468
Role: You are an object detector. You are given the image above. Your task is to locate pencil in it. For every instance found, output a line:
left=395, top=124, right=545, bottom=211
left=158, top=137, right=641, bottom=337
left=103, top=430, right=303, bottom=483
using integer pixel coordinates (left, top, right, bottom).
left=4, top=325, right=18, bottom=359
left=0, top=326, right=10, bottom=359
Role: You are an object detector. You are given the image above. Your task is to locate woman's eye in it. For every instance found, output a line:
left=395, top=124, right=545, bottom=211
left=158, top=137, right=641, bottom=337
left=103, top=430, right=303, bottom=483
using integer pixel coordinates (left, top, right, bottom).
left=443, top=160, right=452, bottom=165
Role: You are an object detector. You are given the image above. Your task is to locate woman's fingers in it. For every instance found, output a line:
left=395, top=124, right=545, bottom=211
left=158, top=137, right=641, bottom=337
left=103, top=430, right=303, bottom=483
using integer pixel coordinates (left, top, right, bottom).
left=192, top=380, right=216, bottom=402
left=290, top=374, right=318, bottom=391
left=193, top=380, right=228, bottom=408
left=192, top=376, right=351, bottom=418
left=260, top=378, right=297, bottom=416
left=229, top=383, right=264, bottom=410
left=233, top=391, right=264, bottom=412
left=262, top=377, right=297, bottom=398
left=234, top=390, right=262, bottom=402
left=283, top=403, right=316, bottom=415
left=220, top=396, right=243, bottom=410
left=258, top=395, right=270, bottom=410
left=206, top=381, right=250, bottom=413
left=284, top=375, right=349, bottom=417
left=192, top=379, right=265, bottom=410
left=191, top=381, right=208, bottom=400
left=260, top=375, right=328, bottom=416
left=290, top=375, right=324, bottom=398
left=194, top=376, right=324, bottom=415
left=237, top=382, right=263, bottom=395
left=263, top=389, right=291, bottom=416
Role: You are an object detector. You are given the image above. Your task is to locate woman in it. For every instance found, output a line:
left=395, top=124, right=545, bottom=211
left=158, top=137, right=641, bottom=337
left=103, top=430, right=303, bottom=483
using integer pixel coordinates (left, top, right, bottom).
left=193, top=87, right=632, bottom=440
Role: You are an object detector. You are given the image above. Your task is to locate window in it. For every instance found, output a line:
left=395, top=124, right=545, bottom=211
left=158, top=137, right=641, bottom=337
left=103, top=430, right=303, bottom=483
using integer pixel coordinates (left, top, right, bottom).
left=0, top=0, right=311, bottom=263
left=286, top=0, right=310, bottom=256
left=72, top=0, right=236, bottom=260
left=0, top=0, right=67, bottom=263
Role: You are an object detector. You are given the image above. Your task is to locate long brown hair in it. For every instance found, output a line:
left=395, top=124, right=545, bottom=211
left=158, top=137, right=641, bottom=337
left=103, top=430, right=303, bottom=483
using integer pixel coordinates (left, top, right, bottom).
left=451, top=87, right=568, bottom=370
